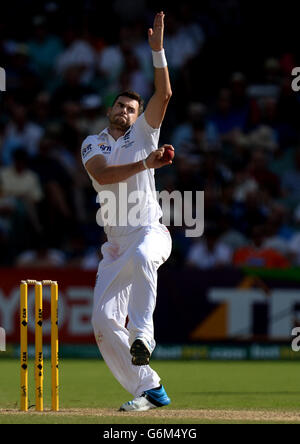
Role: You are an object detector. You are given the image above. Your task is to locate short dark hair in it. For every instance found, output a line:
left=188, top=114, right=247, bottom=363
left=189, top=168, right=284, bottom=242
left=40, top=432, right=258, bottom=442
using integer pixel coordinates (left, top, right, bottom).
left=112, top=90, right=144, bottom=116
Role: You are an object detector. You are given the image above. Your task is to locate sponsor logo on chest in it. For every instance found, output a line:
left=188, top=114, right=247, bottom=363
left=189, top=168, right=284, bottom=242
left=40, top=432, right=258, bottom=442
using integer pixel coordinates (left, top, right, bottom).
left=98, top=144, right=112, bottom=153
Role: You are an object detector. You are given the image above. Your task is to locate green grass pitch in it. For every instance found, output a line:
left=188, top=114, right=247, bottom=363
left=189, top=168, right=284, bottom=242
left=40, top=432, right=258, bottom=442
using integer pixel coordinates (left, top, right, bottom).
left=0, top=359, right=300, bottom=424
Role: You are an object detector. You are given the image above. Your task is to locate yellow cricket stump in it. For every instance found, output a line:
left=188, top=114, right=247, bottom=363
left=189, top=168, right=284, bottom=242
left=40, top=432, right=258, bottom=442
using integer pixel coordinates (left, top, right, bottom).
left=51, top=282, right=59, bottom=411
left=20, top=279, right=59, bottom=412
left=35, top=282, right=43, bottom=412
left=20, top=281, right=28, bottom=412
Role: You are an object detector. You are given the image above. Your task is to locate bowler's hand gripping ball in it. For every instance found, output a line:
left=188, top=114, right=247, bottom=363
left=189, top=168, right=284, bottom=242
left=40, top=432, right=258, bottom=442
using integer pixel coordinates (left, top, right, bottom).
left=162, top=146, right=175, bottom=162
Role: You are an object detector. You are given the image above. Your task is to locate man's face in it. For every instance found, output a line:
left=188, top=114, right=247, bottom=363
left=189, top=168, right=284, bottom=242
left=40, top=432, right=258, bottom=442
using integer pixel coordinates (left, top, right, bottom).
left=108, top=97, right=139, bottom=130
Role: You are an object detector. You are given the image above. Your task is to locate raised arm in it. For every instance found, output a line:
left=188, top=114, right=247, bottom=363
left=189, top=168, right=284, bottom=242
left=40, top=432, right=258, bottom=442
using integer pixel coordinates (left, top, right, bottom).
left=144, top=11, right=172, bottom=129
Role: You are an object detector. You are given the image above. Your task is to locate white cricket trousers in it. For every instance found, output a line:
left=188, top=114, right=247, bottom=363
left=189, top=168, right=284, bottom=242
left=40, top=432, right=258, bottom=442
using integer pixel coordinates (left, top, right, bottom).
left=91, top=222, right=172, bottom=397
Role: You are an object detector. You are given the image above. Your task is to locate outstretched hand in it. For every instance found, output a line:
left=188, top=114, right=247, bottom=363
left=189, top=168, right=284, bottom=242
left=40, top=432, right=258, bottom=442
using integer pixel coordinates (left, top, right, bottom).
left=145, top=145, right=174, bottom=169
left=148, top=11, right=165, bottom=51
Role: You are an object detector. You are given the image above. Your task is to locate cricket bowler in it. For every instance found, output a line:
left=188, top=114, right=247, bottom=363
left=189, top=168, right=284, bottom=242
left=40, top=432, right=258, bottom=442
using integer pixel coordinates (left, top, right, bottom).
left=81, top=11, right=174, bottom=411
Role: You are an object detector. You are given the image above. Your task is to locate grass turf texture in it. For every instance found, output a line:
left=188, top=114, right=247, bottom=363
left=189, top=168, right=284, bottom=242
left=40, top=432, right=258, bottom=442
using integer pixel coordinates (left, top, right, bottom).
left=0, top=359, right=300, bottom=423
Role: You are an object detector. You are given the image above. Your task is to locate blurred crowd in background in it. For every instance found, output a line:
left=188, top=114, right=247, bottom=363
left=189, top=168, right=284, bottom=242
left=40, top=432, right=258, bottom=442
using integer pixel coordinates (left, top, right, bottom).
left=0, top=0, right=300, bottom=270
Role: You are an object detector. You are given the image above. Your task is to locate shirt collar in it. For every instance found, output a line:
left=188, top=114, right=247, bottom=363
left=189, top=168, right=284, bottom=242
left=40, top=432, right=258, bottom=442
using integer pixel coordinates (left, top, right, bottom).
left=99, top=127, right=109, bottom=136
left=99, top=126, right=132, bottom=138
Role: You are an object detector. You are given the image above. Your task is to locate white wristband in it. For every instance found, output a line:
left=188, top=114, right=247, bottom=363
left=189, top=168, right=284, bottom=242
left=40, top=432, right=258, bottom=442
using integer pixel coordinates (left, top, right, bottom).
left=152, top=49, right=167, bottom=69
left=142, top=159, right=149, bottom=170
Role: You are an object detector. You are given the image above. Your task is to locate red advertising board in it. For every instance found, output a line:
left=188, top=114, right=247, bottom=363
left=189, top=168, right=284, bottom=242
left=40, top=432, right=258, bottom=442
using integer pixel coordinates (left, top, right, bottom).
left=0, top=268, right=97, bottom=344
left=1, top=266, right=300, bottom=346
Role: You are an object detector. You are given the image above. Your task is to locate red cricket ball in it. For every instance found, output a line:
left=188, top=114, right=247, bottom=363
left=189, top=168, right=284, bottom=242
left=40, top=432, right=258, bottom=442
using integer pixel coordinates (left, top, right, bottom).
left=162, top=146, right=175, bottom=162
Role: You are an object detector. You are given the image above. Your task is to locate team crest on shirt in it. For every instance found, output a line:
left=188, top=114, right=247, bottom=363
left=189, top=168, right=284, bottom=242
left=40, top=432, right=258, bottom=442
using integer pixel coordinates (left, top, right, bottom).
left=122, top=130, right=134, bottom=149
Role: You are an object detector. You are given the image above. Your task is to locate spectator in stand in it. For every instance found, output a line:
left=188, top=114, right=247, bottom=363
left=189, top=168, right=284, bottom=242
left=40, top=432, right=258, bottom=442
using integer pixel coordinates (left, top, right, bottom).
left=163, top=11, right=205, bottom=80
left=0, top=193, right=16, bottom=265
left=198, top=150, right=233, bottom=191
left=233, top=224, right=290, bottom=269
left=59, top=101, right=82, bottom=156
left=209, top=88, right=248, bottom=144
left=277, top=75, right=300, bottom=147
left=118, top=50, right=152, bottom=101
left=30, top=92, right=53, bottom=129
left=219, top=215, right=248, bottom=251
left=174, top=119, right=218, bottom=170
left=229, top=71, right=255, bottom=134
left=173, top=152, right=200, bottom=193
left=179, top=4, right=206, bottom=55
left=230, top=188, right=269, bottom=237
left=269, top=142, right=295, bottom=179
left=62, top=229, right=102, bottom=269
left=81, top=247, right=102, bottom=270
left=171, top=102, right=220, bottom=155
left=288, top=224, right=300, bottom=267
left=263, top=206, right=291, bottom=257
left=79, top=95, right=107, bottom=136
left=131, top=21, right=154, bottom=82
left=246, top=125, right=279, bottom=153
left=217, top=184, right=249, bottom=250
left=51, top=66, right=96, bottom=114
left=97, top=26, right=135, bottom=91
left=0, top=148, right=42, bottom=201
left=1, top=103, right=44, bottom=165
left=55, top=26, right=96, bottom=84
left=4, top=43, right=42, bottom=104
left=233, top=168, right=259, bottom=203
left=27, top=15, right=63, bottom=88
left=186, top=223, right=233, bottom=269
left=281, top=148, right=300, bottom=210
left=15, top=235, right=66, bottom=268
left=247, top=57, right=281, bottom=101
left=247, top=148, right=281, bottom=199
left=201, top=185, right=226, bottom=229
left=30, top=137, right=74, bottom=246
left=258, top=97, right=281, bottom=138
left=0, top=148, right=43, bottom=237
left=262, top=205, right=291, bottom=256
left=286, top=205, right=300, bottom=266
left=247, top=95, right=293, bottom=150
left=230, top=72, right=248, bottom=110
left=98, top=25, right=153, bottom=105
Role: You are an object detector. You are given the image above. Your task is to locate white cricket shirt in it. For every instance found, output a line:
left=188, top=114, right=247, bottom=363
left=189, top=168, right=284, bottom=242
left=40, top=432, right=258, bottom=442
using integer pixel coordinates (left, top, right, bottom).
left=81, top=113, right=163, bottom=238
